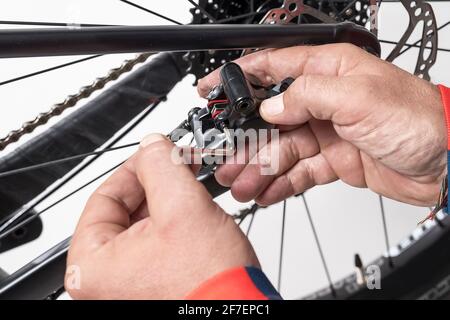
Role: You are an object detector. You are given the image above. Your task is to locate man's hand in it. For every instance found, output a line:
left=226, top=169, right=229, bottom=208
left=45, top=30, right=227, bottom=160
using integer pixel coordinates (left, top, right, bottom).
left=65, top=134, right=259, bottom=299
left=198, top=44, right=447, bottom=207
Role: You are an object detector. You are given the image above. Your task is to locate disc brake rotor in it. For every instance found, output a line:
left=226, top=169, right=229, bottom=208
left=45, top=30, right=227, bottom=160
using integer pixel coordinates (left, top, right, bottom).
left=186, top=0, right=370, bottom=82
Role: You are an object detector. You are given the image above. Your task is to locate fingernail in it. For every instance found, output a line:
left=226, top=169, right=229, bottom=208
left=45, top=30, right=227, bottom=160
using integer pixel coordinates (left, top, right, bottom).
left=260, top=94, right=284, bottom=117
left=140, top=133, right=166, bottom=148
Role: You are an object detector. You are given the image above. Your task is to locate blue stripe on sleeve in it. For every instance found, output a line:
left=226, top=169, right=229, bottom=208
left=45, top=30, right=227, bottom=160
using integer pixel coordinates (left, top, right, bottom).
left=446, top=150, right=449, bottom=214
left=245, top=267, right=283, bottom=300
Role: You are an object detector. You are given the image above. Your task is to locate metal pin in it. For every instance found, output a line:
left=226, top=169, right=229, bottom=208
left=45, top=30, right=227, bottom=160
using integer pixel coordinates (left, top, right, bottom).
left=354, top=253, right=366, bottom=286
left=196, top=127, right=235, bottom=157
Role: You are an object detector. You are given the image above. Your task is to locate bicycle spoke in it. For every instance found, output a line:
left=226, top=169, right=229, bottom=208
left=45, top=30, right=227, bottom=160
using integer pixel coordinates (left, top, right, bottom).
left=379, top=195, right=394, bottom=267
left=398, top=20, right=450, bottom=57
left=215, top=10, right=270, bottom=24
left=119, top=0, right=182, bottom=25
left=249, top=0, right=255, bottom=12
left=301, top=194, right=336, bottom=297
left=0, top=55, right=103, bottom=87
left=337, top=0, right=358, bottom=19
left=277, top=200, right=287, bottom=292
left=0, top=142, right=139, bottom=179
left=0, top=20, right=117, bottom=27
left=328, top=1, right=341, bottom=18
left=379, top=39, right=450, bottom=53
left=246, top=212, right=256, bottom=237
left=238, top=215, right=248, bottom=226
left=236, top=203, right=259, bottom=226
left=186, top=0, right=217, bottom=23
left=257, top=0, right=273, bottom=11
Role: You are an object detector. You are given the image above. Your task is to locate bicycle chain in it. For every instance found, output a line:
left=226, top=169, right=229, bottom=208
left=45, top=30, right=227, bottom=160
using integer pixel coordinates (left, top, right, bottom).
left=0, top=52, right=154, bottom=151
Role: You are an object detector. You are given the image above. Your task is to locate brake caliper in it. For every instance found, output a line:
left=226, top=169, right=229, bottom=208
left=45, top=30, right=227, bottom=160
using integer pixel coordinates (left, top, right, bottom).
left=169, top=62, right=293, bottom=168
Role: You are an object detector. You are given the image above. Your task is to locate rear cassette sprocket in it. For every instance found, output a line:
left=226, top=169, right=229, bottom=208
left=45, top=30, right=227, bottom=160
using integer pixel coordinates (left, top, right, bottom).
left=185, top=0, right=370, bottom=83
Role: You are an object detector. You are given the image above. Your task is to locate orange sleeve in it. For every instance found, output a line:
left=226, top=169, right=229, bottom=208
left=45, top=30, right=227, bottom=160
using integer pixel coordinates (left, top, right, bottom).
left=438, top=84, right=450, bottom=213
left=186, top=267, right=282, bottom=300
left=439, top=85, right=450, bottom=149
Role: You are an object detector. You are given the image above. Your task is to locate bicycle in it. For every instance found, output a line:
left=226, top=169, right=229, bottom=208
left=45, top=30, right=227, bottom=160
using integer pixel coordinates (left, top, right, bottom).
left=0, top=0, right=449, bottom=300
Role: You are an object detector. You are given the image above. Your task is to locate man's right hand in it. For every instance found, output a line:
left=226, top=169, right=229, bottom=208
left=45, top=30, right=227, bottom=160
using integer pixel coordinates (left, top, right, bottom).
left=198, top=44, right=447, bottom=207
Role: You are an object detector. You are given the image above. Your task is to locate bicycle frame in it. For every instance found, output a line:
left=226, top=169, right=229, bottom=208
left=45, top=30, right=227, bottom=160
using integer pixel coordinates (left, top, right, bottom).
left=0, top=23, right=380, bottom=58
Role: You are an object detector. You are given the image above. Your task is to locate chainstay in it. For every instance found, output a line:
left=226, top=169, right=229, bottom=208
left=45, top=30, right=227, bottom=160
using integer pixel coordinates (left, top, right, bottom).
left=0, top=52, right=155, bottom=151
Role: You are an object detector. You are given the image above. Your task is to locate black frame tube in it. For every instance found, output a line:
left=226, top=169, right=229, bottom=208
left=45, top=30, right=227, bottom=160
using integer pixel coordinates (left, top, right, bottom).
left=0, top=23, right=381, bottom=58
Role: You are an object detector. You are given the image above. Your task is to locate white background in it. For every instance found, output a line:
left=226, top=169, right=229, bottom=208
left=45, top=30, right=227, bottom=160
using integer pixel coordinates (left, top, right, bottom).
left=0, top=0, right=449, bottom=299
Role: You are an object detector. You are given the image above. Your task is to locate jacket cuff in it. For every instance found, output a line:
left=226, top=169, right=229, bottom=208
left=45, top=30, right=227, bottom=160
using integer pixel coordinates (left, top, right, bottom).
left=186, top=266, right=282, bottom=300
left=439, top=85, right=450, bottom=149
left=438, top=84, right=450, bottom=213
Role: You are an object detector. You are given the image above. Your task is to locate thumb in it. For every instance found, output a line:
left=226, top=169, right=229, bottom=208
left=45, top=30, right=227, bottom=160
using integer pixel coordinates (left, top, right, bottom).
left=259, top=75, right=368, bottom=126
left=136, top=134, right=218, bottom=226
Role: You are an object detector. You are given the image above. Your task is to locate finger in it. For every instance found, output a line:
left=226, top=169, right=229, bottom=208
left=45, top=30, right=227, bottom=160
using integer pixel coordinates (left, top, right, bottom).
left=255, top=121, right=367, bottom=206
left=308, top=119, right=366, bottom=188
left=197, top=43, right=371, bottom=97
left=135, top=134, right=218, bottom=226
left=255, top=153, right=337, bottom=206
left=215, top=124, right=301, bottom=187
left=277, top=124, right=301, bottom=132
left=259, top=74, right=374, bottom=126
left=228, top=125, right=319, bottom=202
left=215, top=130, right=270, bottom=187
left=197, top=48, right=278, bottom=97
left=72, top=155, right=146, bottom=252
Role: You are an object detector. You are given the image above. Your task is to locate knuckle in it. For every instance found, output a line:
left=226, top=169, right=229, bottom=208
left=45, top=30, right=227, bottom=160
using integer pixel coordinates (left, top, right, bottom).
left=289, top=162, right=314, bottom=195
left=247, top=49, right=276, bottom=85
left=283, top=134, right=300, bottom=164
left=293, top=75, right=309, bottom=95
left=255, top=196, right=273, bottom=207
left=197, top=78, right=209, bottom=95
left=285, top=172, right=300, bottom=196
left=214, top=166, right=234, bottom=187
left=334, top=42, right=359, bottom=54
left=265, top=50, right=276, bottom=76
left=285, top=75, right=308, bottom=107
left=198, top=74, right=219, bottom=96
left=155, top=218, right=180, bottom=240
left=303, top=161, right=315, bottom=185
